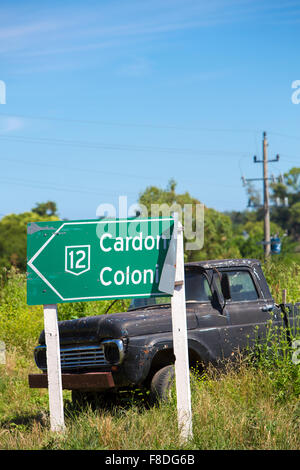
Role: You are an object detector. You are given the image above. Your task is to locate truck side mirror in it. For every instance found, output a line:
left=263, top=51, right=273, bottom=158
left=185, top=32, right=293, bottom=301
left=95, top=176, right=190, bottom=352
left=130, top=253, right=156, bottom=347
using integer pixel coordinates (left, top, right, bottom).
left=221, top=273, right=231, bottom=300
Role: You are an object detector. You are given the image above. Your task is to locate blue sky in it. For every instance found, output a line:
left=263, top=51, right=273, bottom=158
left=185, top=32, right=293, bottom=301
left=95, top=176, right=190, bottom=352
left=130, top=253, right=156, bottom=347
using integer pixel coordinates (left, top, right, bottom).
left=0, top=0, right=300, bottom=220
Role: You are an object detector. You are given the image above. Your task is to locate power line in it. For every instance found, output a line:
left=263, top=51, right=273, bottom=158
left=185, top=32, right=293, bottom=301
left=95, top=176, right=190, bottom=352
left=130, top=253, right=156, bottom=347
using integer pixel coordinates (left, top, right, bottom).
left=0, top=156, right=242, bottom=189
left=0, top=111, right=264, bottom=134
left=279, top=154, right=300, bottom=164
left=267, top=131, right=300, bottom=142
left=0, top=175, right=138, bottom=197
left=0, top=156, right=167, bottom=182
left=0, top=133, right=252, bottom=157
left=2, top=112, right=300, bottom=142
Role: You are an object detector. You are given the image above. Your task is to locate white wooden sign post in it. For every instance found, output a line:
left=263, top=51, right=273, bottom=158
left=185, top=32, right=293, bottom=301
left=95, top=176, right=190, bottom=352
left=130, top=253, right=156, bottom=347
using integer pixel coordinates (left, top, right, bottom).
left=43, top=304, right=65, bottom=432
left=171, top=218, right=193, bottom=442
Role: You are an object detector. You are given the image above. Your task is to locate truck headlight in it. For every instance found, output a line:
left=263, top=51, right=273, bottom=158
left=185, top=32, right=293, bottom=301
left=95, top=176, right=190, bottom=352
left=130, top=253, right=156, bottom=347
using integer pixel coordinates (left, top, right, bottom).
left=102, top=339, right=125, bottom=365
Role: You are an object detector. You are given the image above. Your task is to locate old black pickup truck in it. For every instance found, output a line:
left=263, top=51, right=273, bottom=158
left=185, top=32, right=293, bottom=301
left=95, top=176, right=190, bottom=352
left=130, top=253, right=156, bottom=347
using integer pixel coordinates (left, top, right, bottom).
left=29, top=258, right=299, bottom=403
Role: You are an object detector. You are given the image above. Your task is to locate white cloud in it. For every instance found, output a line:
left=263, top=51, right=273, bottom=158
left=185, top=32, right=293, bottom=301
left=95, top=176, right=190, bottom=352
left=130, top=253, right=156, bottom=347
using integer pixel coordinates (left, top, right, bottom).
left=0, top=116, right=25, bottom=134
left=118, top=58, right=152, bottom=77
left=0, top=20, right=59, bottom=40
left=1, top=0, right=299, bottom=69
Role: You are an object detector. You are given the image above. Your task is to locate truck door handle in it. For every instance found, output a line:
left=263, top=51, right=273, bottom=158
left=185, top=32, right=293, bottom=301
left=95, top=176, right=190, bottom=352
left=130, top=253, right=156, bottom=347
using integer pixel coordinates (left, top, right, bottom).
left=261, top=304, right=274, bottom=312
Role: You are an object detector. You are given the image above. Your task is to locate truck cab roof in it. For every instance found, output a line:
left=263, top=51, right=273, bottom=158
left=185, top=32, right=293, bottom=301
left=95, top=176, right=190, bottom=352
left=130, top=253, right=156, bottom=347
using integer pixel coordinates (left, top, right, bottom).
left=185, top=258, right=261, bottom=270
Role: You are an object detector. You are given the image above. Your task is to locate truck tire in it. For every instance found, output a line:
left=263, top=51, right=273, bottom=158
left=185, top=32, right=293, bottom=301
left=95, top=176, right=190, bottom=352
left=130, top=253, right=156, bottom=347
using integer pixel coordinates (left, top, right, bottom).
left=150, top=365, right=175, bottom=403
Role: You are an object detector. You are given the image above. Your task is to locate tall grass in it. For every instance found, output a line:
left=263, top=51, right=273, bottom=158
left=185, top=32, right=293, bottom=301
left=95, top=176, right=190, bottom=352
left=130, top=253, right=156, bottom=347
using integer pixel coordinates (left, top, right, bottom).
left=0, top=357, right=299, bottom=450
left=0, top=261, right=299, bottom=450
left=0, top=268, right=44, bottom=352
left=263, top=260, right=300, bottom=304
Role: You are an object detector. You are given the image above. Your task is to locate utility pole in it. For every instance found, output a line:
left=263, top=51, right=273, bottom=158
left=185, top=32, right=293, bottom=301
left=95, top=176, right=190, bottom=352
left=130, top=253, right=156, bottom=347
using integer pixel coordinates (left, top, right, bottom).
left=262, top=132, right=271, bottom=258
left=242, top=131, right=280, bottom=260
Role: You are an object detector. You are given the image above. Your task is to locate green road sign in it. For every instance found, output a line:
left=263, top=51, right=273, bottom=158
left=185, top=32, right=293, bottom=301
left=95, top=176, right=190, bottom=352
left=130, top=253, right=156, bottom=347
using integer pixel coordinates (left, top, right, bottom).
left=27, top=217, right=175, bottom=305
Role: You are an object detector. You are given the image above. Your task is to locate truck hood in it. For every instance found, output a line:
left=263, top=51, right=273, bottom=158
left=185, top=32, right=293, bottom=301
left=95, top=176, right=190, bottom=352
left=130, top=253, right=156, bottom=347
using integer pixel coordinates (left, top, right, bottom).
left=38, top=307, right=198, bottom=345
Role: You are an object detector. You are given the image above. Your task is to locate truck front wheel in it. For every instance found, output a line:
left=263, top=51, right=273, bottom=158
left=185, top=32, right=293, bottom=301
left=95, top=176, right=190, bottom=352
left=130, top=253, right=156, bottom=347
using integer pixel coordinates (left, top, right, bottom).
left=150, top=365, right=175, bottom=403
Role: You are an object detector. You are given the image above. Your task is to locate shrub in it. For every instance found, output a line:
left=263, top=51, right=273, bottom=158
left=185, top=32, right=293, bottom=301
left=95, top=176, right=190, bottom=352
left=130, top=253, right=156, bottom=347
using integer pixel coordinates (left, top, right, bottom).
left=263, top=260, right=300, bottom=304
left=0, top=267, right=131, bottom=353
left=246, top=314, right=300, bottom=403
left=0, top=268, right=43, bottom=353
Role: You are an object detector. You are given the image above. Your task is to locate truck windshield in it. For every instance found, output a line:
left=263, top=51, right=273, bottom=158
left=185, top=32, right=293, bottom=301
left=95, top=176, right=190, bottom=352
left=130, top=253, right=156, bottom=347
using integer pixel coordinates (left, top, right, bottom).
left=128, top=270, right=212, bottom=310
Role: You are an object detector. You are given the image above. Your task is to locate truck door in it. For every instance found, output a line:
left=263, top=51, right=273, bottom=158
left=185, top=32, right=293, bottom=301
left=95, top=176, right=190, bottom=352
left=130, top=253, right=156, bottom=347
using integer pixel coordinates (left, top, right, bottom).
left=213, top=268, right=281, bottom=357
left=185, top=268, right=229, bottom=363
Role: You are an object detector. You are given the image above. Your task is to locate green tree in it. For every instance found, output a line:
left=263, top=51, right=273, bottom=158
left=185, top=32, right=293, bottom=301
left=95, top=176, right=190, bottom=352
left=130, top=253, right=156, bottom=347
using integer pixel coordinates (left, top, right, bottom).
left=290, top=202, right=300, bottom=239
left=270, top=167, right=300, bottom=241
left=199, top=207, right=240, bottom=261
left=0, top=206, right=59, bottom=271
left=245, top=181, right=261, bottom=208
left=225, top=166, right=300, bottom=260
left=32, top=201, right=58, bottom=217
left=233, top=220, right=284, bottom=260
left=139, top=180, right=241, bottom=261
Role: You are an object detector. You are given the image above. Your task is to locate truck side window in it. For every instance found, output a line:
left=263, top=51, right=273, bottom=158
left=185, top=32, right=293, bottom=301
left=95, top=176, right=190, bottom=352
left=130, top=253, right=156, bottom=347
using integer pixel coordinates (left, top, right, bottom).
left=216, top=270, right=258, bottom=302
left=128, top=270, right=213, bottom=310
left=185, top=271, right=212, bottom=302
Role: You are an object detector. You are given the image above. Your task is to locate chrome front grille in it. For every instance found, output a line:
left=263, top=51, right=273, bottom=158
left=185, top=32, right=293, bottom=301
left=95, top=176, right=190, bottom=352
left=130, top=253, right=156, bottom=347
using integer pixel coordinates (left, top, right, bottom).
left=35, top=344, right=109, bottom=371
left=60, top=345, right=107, bottom=369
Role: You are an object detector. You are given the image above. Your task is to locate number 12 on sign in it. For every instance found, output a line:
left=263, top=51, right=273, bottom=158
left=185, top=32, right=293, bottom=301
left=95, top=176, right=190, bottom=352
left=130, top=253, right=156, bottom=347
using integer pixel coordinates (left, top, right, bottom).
left=65, top=245, right=91, bottom=276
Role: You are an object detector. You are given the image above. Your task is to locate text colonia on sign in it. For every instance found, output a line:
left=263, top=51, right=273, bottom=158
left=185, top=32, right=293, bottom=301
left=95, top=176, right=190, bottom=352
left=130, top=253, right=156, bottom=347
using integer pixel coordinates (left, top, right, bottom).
left=99, top=232, right=167, bottom=287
